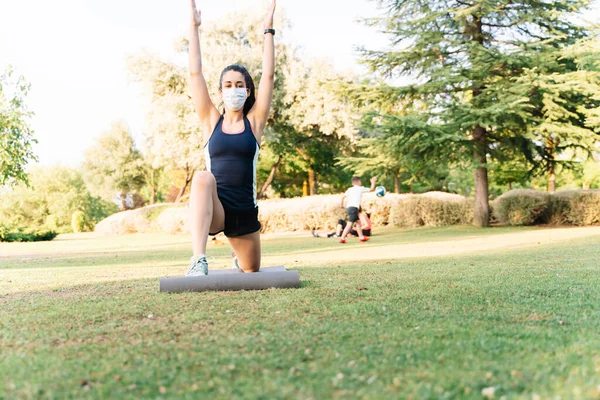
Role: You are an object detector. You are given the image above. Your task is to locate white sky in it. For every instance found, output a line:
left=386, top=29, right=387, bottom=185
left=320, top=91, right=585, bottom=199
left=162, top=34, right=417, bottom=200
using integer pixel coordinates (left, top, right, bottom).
left=0, top=0, right=386, bottom=166
left=1, top=0, right=599, bottom=167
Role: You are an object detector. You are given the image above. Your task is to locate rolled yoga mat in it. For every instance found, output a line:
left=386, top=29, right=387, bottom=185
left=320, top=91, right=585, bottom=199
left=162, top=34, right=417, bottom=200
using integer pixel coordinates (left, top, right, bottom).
left=159, top=266, right=300, bottom=293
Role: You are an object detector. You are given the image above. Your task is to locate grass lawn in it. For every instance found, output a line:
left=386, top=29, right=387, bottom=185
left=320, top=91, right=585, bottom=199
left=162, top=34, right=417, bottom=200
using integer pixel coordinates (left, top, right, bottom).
left=1, top=226, right=600, bottom=399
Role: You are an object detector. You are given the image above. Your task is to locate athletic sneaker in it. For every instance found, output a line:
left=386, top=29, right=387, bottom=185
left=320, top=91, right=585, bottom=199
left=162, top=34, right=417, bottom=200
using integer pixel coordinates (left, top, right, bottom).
left=360, top=236, right=370, bottom=242
left=231, top=250, right=244, bottom=272
left=186, top=255, right=208, bottom=276
left=339, top=238, right=346, bottom=244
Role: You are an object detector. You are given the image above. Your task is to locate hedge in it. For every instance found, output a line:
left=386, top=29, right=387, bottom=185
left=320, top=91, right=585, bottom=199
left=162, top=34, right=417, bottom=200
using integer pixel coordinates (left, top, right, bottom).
left=94, top=192, right=474, bottom=235
left=492, top=189, right=600, bottom=226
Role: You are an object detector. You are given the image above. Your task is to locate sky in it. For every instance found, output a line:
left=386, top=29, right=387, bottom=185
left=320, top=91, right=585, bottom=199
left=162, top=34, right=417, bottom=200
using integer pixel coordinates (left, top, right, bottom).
left=0, top=0, right=386, bottom=167
left=1, top=0, right=599, bottom=167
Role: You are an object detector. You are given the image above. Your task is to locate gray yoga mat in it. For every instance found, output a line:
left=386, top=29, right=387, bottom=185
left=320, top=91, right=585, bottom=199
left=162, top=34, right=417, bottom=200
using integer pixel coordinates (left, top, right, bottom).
left=159, top=266, right=300, bottom=293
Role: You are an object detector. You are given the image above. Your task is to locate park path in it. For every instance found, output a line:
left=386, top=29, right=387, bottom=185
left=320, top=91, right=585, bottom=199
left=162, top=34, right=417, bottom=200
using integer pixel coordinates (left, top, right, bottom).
left=2, top=225, right=599, bottom=296
left=263, top=226, right=600, bottom=266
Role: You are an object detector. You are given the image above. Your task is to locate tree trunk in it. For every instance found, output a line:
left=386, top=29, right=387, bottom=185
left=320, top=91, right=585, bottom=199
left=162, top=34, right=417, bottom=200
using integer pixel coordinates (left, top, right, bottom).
left=394, top=174, right=400, bottom=194
left=149, top=186, right=156, bottom=205
left=120, top=192, right=128, bottom=210
left=175, top=167, right=194, bottom=203
left=308, top=168, right=316, bottom=196
left=546, top=136, right=558, bottom=193
left=469, top=16, right=490, bottom=227
left=548, top=169, right=556, bottom=193
left=258, top=156, right=282, bottom=199
left=473, top=125, right=490, bottom=227
left=296, top=146, right=316, bottom=196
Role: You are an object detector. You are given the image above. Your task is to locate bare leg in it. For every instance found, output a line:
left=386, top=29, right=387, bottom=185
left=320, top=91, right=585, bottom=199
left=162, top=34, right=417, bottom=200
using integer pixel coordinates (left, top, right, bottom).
left=190, top=171, right=225, bottom=256
left=315, top=232, right=329, bottom=238
left=355, top=223, right=364, bottom=238
left=228, top=231, right=261, bottom=273
left=340, top=221, right=353, bottom=239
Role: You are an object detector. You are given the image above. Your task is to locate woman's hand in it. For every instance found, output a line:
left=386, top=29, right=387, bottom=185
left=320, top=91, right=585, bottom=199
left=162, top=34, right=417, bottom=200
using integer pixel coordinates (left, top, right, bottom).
left=264, top=0, right=276, bottom=29
left=190, top=0, right=201, bottom=27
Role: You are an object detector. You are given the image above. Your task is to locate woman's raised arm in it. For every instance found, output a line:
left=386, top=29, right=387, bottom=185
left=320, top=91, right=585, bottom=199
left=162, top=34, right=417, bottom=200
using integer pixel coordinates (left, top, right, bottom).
left=248, top=0, right=276, bottom=142
left=188, top=0, right=219, bottom=136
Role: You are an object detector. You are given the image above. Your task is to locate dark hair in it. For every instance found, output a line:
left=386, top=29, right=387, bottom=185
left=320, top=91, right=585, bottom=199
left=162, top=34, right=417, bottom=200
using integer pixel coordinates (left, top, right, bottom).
left=351, top=176, right=361, bottom=183
left=219, top=64, right=256, bottom=116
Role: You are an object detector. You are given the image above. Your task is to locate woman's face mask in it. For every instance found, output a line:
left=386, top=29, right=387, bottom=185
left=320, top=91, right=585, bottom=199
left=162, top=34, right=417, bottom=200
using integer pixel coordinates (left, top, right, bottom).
left=222, top=88, right=248, bottom=111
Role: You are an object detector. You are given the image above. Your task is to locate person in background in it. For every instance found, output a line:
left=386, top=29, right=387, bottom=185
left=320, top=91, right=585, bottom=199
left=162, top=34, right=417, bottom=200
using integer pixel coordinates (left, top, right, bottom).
left=339, top=176, right=376, bottom=243
left=312, top=210, right=372, bottom=239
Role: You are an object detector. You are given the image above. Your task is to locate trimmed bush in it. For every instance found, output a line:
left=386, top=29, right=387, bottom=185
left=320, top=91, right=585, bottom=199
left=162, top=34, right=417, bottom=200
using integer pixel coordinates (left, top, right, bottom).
left=71, top=211, right=88, bottom=233
left=390, top=197, right=422, bottom=228
left=546, top=192, right=572, bottom=225
left=94, top=204, right=173, bottom=235
left=93, top=192, right=476, bottom=235
left=259, top=195, right=347, bottom=233
left=492, top=189, right=600, bottom=226
left=0, top=223, right=58, bottom=242
left=492, top=190, right=550, bottom=226
left=157, top=207, right=190, bottom=234
left=561, top=190, right=600, bottom=226
left=389, top=192, right=473, bottom=228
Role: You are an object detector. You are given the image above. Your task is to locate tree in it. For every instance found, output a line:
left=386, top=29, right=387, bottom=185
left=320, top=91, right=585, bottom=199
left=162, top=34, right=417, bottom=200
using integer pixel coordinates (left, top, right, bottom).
left=515, top=40, right=600, bottom=192
left=82, top=121, right=145, bottom=210
left=280, top=58, right=358, bottom=195
left=340, top=86, right=454, bottom=193
left=0, top=166, right=118, bottom=232
left=361, top=0, right=599, bottom=226
left=0, top=66, right=37, bottom=186
left=127, top=53, right=202, bottom=202
left=140, top=152, right=166, bottom=205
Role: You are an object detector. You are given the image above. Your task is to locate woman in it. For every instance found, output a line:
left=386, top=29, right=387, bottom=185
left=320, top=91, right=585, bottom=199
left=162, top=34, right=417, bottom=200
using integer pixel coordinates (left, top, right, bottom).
left=186, top=0, right=276, bottom=275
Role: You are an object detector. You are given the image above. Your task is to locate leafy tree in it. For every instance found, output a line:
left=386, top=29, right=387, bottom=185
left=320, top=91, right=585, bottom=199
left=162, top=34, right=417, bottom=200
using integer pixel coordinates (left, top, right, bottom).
left=0, top=66, right=37, bottom=186
left=0, top=166, right=118, bottom=232
left=515, top=40, right=600, bottom=192
left=127, top=53, right=201, bottom=203
left=580, top=157, right=600, bottom=189
left=278, top=58, right=358, bottom=195
left=82, top=121, right=145, bottom=209
left=361, top=0, right=599, bottom=226
left=139, top=150, right=167, bottom=205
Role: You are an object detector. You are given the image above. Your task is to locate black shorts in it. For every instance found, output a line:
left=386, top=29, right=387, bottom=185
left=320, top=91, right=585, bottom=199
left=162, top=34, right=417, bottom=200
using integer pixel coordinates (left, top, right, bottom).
left=346, top=207, right=359, bottom=222
left=338, top=219, right=371, bottom=237
left=210, top=207, right=261, bottom=238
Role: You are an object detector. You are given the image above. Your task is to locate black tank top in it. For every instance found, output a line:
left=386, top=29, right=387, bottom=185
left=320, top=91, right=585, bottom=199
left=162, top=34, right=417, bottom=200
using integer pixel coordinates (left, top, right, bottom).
left=204, top=115, right=260, bottom=210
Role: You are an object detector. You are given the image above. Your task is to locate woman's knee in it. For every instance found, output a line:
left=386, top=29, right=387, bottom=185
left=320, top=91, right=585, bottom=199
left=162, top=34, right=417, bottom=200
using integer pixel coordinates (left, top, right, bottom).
left=191, top=171, right=216, bottom=189
left=242, top=266, right=260, bottom=273
left=237, top=250, right=261, bottom=273
left=241, top=260, right=260, bottom=273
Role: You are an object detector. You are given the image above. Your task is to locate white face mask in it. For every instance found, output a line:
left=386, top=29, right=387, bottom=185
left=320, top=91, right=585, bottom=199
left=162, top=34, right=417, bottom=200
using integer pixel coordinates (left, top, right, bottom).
left=222, top=88, right=248, bottom=111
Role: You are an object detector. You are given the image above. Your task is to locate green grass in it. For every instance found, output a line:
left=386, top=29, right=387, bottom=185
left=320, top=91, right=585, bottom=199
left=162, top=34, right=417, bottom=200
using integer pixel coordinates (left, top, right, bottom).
left=1, top=227, right=600, bottom=399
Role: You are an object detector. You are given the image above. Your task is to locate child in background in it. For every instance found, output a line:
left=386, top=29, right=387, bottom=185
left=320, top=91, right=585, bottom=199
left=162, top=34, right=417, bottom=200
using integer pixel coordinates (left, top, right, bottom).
left=312, top=210, right=372, bottom=238
left=339, top=176, right=376, bottom=243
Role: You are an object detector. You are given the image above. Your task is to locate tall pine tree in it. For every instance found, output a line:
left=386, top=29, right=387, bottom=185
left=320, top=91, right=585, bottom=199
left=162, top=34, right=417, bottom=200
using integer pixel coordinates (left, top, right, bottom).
left=361, top=0, right=599, bottom=226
